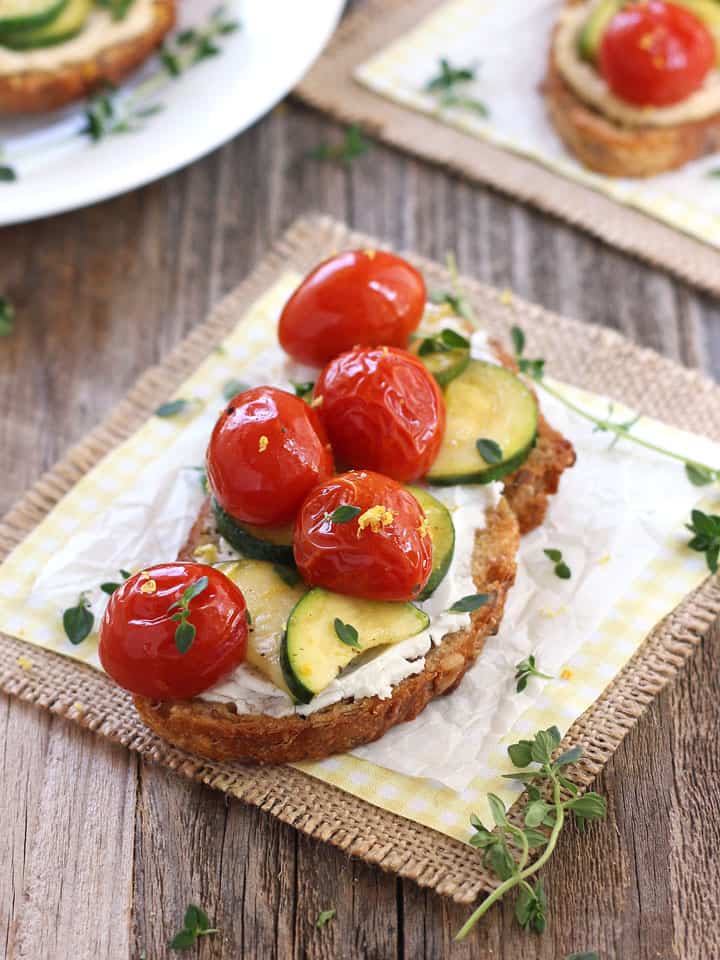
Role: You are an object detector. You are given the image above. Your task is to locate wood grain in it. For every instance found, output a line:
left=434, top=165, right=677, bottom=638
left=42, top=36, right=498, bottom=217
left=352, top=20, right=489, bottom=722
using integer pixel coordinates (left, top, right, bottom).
left=1, top=29, right=720, bottom=959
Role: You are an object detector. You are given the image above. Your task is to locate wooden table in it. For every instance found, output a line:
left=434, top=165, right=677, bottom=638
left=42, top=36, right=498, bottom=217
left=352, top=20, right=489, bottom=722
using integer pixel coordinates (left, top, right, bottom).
left=2, top=49, right=720, bottom=960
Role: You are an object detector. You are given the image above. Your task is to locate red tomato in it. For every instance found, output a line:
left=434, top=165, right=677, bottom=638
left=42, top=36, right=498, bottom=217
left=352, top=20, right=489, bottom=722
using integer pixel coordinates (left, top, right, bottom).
left=294, top=471, right=432, bottom=602
left=600, top=1, right=714, bottom=107
left=278, top=250, right=427, bottom=366
left=99, top=563, right=248, bottom=700
left=314, top=346, right=445, bottom=483
left=206, top=386, right=333, bottom=526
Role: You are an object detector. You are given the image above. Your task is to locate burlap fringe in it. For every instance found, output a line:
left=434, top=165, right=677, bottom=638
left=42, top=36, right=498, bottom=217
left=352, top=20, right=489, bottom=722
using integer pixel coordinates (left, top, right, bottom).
left=1, top=215, right=719, bottom=904
left=294, top=0, right=720, bottom=298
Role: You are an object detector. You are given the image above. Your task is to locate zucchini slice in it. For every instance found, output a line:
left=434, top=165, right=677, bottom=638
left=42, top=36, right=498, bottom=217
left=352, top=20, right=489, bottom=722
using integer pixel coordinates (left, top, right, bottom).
left=1, top=0, right=90, bottom=48
left=219, top=559, right=305, bottom=696
left=281, top=588, right=430, bottom=704
left=0, top=0, right=65, bottom=33
left=212, top=499, right=295, bottom=565
left=406, top=486, right=455, bottom=600
left=427, top=360, right=538, bottom=486
left=409, top=333, right=470, bottom=387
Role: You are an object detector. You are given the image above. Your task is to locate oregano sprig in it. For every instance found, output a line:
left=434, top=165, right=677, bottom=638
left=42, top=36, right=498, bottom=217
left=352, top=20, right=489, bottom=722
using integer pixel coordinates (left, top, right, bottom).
left=325, top=505, right=361, bottom=524
left=168, top=576, right=209, bottom=653
left=544, top=548, right=572, bottom=580
left=686, top=509, right=720, bottom=573
left=509, top=323, right=720, bottom=493
left=456, top=727, right=606, bottom=940
left=100, top=569, right=132, bottom=595
left=424, top=58, right=489, bottom=116
left=514, top=655, right=553, bottom=693
left=417, top=327, right=470, bottom=356
left=169, top=904, right=219, bottom=951
left=62, top=594, right=94, bottom=645
left=334, top=618, right=360, bottom=648
left=308, top=125, right=371, bottom=167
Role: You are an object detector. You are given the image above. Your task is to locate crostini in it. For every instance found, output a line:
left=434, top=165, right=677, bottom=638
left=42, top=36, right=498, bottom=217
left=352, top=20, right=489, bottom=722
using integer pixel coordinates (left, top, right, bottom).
left=0, top=0, right=174, bottom=113
left=99, top=250, right=575, bottom=763
left=545, top=0, right=720, bottom=177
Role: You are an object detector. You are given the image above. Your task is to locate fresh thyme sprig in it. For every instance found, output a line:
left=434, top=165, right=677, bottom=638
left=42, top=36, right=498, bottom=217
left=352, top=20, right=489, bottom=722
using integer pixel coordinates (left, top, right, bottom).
left=169, top=904, right=219, bottom=951
left=686, top=510, right=720, bottom=573
left=168, top=576, right=209, bottom=653
left=514, top=655, right=553, bottom=693
left=100, top=569, right=132, bottom=595
left=456, top=727, right=606, bottom=940
left=417, top=327, right=470, bottom=356
left=308, top=124, right=371, bottom=168
left=2, top=8, right=240, bottom=177
left=449, top=593, right=490, bottom=613
left=325, top=505, right=361, bottom=524
left=62, top=594, right=94, bottom=645
left=544, top=548, right=571, bottom=580
left=425, top=58, right=489, bottom=116
left=509, top=324, right=720, bottom=492
left=334, top=618, right=360, bottom=648
left=291, top=380, right=315, bottom=400
left=0, top=296, right=15, bottom=336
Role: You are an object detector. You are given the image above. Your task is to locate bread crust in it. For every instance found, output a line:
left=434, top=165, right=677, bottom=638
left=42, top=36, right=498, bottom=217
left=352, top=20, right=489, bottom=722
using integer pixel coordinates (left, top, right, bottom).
left=543, top=26, right=720, bottom=177
left=491, top=341, right=576, bottom=534
left=134, top=497, right=519, bottom=763
left=0, top=0, right=175, bottom=114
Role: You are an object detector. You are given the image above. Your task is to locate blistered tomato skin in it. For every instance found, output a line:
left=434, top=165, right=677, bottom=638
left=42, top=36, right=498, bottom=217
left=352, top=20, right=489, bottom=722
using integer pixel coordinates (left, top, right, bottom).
left=278, top=250, right=427, bottom=366
left=314, top=346, right=446, bottom=483
left=600, top=1, right=715, bottom=107
left=294, top=471, right=433, bottom=602
left=206, top=386, right=334, bottom=526
left=99, top=563, right=248, bottom=700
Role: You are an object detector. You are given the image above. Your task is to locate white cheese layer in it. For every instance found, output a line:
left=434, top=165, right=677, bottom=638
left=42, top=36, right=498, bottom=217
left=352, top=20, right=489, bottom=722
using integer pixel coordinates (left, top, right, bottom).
left=199, top=481, right=502, bottom=717
left=0, top=0, right=155, bottom=75
left=555, top=4, right=720, bottom=128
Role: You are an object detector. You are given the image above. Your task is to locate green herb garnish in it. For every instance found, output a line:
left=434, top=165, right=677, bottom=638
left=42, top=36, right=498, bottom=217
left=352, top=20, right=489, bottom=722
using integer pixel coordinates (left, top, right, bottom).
left=169, top=904, right=219, bottom=951
left=325, top=505, right=361, bottom=524
left=96, top=0, right=134, bottom=21
left=514, top=655, right=553, bottom=693
left=168, top=576, right=209, bottom=653
left=334, top=618, right=360, bottom=648
left=476, top=438, right=503, bottom=465
left=428, top=253, right=478, bottom=324
left=0, top=165, right=16, bottom=183
left=544, top=548, right=571, bottom=580
left=449, top=593, right=490, bottom=613
left=291, top=380, right=315, bottom=400
left=309, top=124, right=371, bottom=168
left=155, top=398, right=194, bottom=418
left=510, top=324, right=720, bottom=490
left=425, top=58, right=488, bottom=116
left=100, top=569, right=132, bottom=594
left=63, top=595, right=94, bottom=645
left=0, top=296, right=15, bottom=336
left=222, top=378, right=249, bottom=401
left=418, top=327, right=470, bottom=356
left=456, top=727, right=606, bottom=939
left=315, top=908, right=337, bottom=929
left=686, top=509, right=720, bottom=573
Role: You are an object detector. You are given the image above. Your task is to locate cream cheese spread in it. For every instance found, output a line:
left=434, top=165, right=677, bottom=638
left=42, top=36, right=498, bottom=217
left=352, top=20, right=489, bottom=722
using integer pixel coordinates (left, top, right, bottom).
left=0, top=0, right=155, bottom=75
left=555, top=3, right=720, bottom=128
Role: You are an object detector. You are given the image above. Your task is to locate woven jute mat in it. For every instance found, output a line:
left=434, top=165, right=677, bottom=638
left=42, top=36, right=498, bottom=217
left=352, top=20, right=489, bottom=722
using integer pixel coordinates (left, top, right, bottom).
left=1, top=215, right=719, bottom=904
left=295, top=0, right=720, bottom=298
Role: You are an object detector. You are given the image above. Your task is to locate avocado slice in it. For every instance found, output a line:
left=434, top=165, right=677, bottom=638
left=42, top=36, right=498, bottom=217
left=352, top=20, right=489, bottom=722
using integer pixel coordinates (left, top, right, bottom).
left=577, top=0, right=622, bottom=63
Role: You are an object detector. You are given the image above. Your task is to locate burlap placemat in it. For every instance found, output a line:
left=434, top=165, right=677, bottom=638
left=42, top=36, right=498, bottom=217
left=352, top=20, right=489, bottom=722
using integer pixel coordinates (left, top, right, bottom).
left=1, top=214, right=719, bottom=905
left=295, top=0, right=720, bottom=298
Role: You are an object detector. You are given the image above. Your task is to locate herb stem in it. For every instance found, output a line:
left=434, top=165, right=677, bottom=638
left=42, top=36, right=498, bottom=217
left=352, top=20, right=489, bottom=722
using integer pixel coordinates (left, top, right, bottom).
left=445, top=252, right=478, bottom=324
left=535, top=378, right=718, bottom=477
left=455, top=775, right=564, bottom=941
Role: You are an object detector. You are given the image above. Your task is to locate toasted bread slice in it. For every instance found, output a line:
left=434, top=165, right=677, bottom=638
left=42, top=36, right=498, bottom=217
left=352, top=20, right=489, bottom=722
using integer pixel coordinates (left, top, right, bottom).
left=134, top=495, right=519, bottom=763
left=0, top=0, right=174, bottom=114
left=543, top=25, right=720, bottom=177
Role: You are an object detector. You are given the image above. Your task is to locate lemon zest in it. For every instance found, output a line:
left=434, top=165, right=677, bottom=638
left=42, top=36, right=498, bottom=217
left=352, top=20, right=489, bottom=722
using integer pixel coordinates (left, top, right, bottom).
left=258, top=435, right=269, bottom=453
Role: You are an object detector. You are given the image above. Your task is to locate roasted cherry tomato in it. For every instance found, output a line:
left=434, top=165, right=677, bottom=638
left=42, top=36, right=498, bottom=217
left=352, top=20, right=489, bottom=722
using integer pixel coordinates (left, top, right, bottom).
left=314, top=346, right=445, bottom=483
left=206, top=386, right=333, bottom=526
left=99, top=563, right=248, bottom=700
left=278, top=250, right=427, bottom=366
left=294, top=471, right=432, bottom=602
left=600, top=1, right=714, bottom=107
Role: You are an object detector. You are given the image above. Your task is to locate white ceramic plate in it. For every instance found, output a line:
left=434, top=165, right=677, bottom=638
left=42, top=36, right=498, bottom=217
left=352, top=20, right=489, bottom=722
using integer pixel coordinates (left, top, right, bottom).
left=0, top=0, right=344, bottom=226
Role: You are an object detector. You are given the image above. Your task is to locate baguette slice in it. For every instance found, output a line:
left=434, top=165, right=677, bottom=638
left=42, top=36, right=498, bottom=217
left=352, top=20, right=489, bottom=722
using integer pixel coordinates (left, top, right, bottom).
left=0, top=0, right=175, bottom=113
left=134, top=495, right=519, bottom=763
left=543, top=21, right=720, bottom=177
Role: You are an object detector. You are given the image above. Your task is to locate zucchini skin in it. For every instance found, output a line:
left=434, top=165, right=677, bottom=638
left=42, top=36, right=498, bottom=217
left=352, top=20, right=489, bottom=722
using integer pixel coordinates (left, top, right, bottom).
left=428, top=433, right=537, bottom=486
left=407, top=486, right=455, bottom=600
left=212, top=499, right=295, bottom=565
left=279, top=628, right=314, bottom=705
left=0, top=0, right=67, bottom=35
